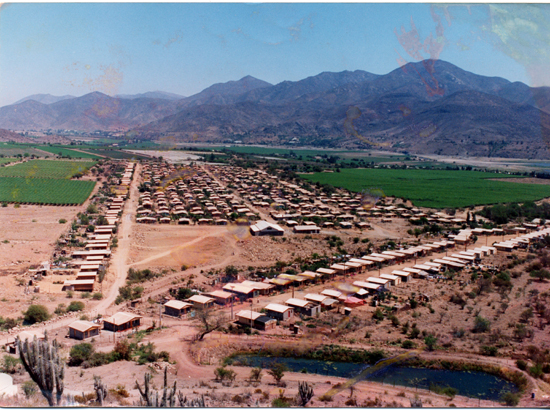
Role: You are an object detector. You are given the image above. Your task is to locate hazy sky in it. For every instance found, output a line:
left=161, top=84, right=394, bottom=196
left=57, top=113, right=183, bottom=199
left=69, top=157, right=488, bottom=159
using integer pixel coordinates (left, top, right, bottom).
left=0, top=3, right=548, bottom=107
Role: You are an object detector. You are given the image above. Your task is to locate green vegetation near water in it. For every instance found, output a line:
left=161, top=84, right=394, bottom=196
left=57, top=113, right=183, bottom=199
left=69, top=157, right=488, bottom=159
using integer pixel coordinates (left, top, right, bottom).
left=302, top=168, right=550, bottom=208
left=0, top=178, right=95, bottom=204
left=0, top=160, right=95, bottom=179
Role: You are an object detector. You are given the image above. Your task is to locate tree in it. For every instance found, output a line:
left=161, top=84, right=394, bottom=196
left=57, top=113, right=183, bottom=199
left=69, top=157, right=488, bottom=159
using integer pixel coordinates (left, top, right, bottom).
left=194, top=307, right=226, bottom=341
left=268, top=362, right=287, bottom=385
left=17, top=334, right=64, bottom=406
left=24, top=305, right=50, bottom=324
left=224, top=265, right=239, bottom=280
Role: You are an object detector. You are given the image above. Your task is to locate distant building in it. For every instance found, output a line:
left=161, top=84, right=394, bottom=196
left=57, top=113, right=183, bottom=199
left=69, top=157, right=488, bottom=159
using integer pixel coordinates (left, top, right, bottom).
left=249, top=221, right=284, bottom=236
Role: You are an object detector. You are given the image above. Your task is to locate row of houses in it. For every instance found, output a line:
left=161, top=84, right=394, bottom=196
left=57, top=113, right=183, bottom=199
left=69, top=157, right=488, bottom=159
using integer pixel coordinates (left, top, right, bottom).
left=493, top=226, right=550, bottom=252
left=63, top=162, right=135, bottom=292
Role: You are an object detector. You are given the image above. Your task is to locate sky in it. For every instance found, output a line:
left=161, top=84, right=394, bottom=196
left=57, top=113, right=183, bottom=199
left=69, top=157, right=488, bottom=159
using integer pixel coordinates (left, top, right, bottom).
left=0, top=3, right=548, bottom=107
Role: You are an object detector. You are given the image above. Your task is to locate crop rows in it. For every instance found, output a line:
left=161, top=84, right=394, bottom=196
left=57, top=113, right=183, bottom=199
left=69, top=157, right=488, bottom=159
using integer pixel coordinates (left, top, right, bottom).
left=0, top=159, right=96, bottom=179
left=302, top=168, right=550, bottom=209
left=37, top=146, right=103, bottom=159
left=0, top=177, right=96, bottom=205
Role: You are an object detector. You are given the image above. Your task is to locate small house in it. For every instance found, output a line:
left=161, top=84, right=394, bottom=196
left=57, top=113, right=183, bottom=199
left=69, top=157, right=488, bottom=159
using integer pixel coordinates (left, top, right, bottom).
left=235, top=310, right=277, bottom=331
left=103, top=312, right=142, bottom=332
left=68, top=320, right=101, bottom=340
left=249, top=221, right=284, bottom=236
left=164, top=300, right=193, bottom=317
left=206, top=290, right=234, bottom=305
left=188, top=294, right=215, bottom=308
left=264, top=303, right=294, bottom=321
left=285, top=298, right=321, bottom=317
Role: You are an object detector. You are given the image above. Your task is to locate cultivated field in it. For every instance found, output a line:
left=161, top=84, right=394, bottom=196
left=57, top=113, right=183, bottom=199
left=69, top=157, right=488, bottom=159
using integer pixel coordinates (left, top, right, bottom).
left=36, top=146, right=103, bottom=159
left=0, top=178, right=96, bottom=204
left=0, top=159, right=96, bottom=179
left=302, top=168, right=550, bottom=208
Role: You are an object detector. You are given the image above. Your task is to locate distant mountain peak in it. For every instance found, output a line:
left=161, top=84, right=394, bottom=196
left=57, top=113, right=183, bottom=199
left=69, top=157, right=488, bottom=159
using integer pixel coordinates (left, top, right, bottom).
left=14, top=93, right=76, bottom=105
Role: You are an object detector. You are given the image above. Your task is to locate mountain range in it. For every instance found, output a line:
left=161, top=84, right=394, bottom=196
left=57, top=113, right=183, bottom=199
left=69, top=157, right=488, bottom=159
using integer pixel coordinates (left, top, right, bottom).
left=3, top=59, right=550, bottom=159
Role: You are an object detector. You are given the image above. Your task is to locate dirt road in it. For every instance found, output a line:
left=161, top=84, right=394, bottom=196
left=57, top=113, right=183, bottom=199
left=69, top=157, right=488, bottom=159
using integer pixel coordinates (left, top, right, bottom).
left=0, top=162, right=141, bottom=346
left=99, top=162, right=141, bottom=309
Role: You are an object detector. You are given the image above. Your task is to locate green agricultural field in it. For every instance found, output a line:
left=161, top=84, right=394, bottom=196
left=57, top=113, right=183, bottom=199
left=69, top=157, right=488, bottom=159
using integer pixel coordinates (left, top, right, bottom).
left=37, top=146, right=103, bottom=159
left=0, top=158, right=15, bottom=165
left=0, top=177, right=95, bottom=205
left=302, top=168, right=550, bottom=209
left=0, top=142, right=49, bottom=157
left=0, top=159, right=96, bottom=179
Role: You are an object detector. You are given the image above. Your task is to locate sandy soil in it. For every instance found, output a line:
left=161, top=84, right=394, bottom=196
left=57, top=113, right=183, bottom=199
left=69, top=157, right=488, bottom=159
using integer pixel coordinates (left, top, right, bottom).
left=0, top=205, right=82, bottom=274
left=125, top=150, right=201, bottom=163
left=489, top=177, right=550, bottom=185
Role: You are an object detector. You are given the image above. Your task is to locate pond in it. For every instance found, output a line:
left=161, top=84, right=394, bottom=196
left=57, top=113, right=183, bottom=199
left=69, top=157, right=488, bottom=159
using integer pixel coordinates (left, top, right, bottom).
left=230, top=355, right=518, bottom=401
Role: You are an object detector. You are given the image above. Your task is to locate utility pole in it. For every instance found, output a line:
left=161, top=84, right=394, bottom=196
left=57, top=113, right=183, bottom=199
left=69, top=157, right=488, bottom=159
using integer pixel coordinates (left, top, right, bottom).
left=250, top=299, right=253, bottom=329
left=230, top=296, right=234, bottom=320
left=159, top=302, right=162, bottom=329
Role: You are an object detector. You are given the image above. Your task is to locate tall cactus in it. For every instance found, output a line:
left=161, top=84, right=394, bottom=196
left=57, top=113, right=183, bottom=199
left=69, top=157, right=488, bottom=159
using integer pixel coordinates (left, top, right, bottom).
left=94, top=375, right=108, bottom=406
left=16, top=332, right=64, bottom=407
left=135, top=367, right=177, bottom=407
left=177, top=391, right=205, bottom=407
left=298, top=381, right=314, bottom=406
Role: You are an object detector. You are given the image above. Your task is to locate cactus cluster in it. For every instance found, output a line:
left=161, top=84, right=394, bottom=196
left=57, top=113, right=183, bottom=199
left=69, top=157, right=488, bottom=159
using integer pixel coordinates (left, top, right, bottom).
left=16, top=333, right=64, bottom=407
left=94, top=375, right=108, bottom=406
left=135, top=367, right=206, bottom=407
left=298, top=381, right=314, bottom=406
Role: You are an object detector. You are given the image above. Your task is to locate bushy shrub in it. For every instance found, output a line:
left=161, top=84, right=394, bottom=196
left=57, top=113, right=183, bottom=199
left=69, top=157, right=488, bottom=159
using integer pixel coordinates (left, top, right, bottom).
left=23, top=304, right=50, bottom=324
left=473, top=315, right=491, bottom=333
left=69, top=343, right=94, bottom=366
left=67, top=301, right=85, bottom=312
left=516, top=359, right=527, bottom=371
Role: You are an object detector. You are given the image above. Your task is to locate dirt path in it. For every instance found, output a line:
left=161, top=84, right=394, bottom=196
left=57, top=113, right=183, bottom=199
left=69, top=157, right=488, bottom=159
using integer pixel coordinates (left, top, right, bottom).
left=128, top=230, right=230, bottom=268
left=98, top=162, right=141, bottom=309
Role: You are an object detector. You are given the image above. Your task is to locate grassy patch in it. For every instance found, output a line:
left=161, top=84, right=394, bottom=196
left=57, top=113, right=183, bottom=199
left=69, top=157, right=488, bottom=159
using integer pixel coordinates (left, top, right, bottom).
left=0, top=159, right=96, bottom=179
left=0, top=177, right=95, bottom=204
left=301, top=168, right=550, bottom=208
left=36, top=146, right=102, bottom=159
